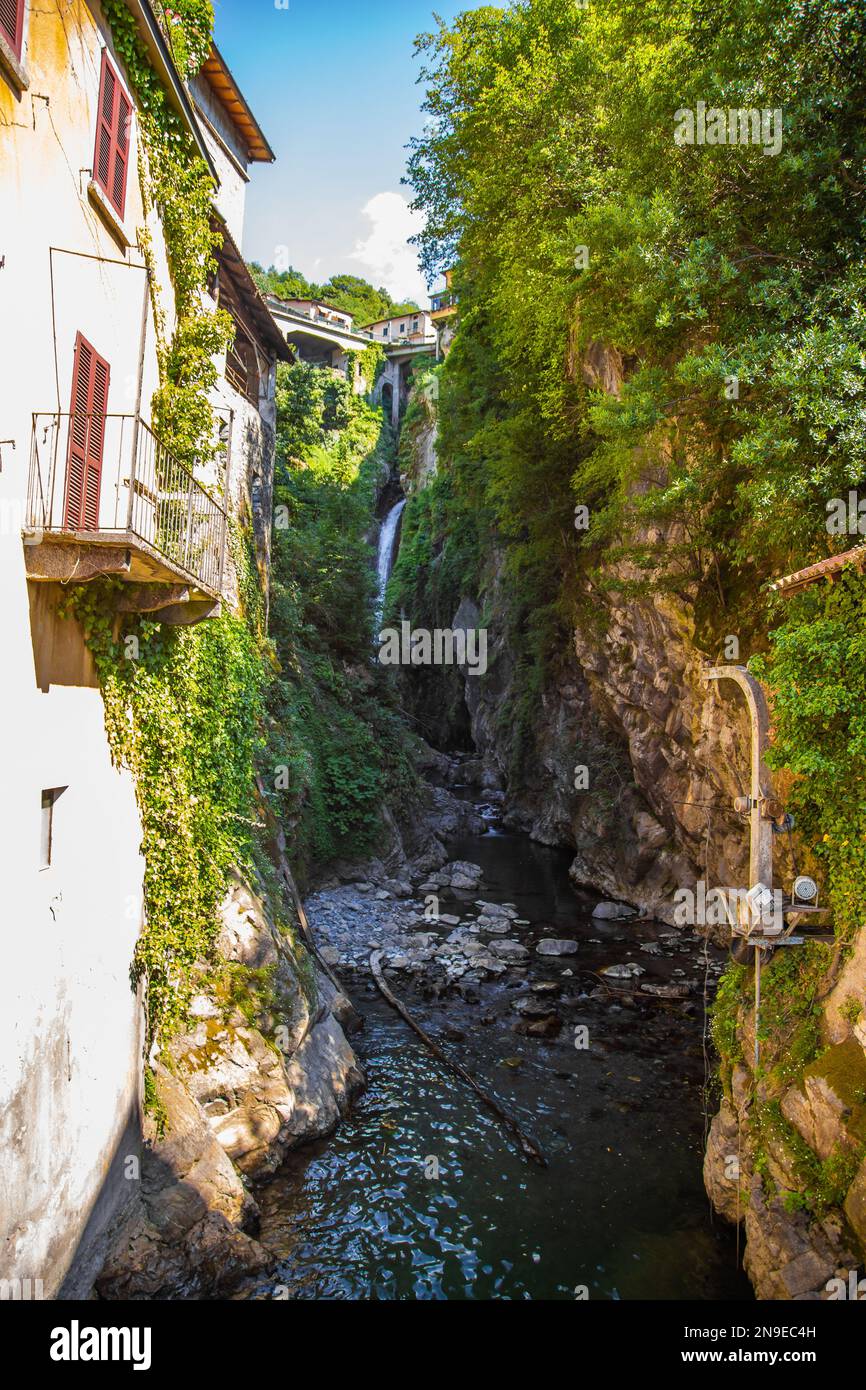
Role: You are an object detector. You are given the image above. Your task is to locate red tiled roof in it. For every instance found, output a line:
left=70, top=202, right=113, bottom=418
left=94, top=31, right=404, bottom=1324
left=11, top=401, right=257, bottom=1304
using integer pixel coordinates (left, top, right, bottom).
left=770, top=542, right=866, bottom=596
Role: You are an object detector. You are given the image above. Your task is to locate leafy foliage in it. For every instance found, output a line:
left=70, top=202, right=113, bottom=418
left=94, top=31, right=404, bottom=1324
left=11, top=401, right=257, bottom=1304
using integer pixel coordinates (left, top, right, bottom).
left=406, top=0, right=866, bottom=635
left=60, top=558, right=268, bottom=1050
left=266, top=363, right=417, bottom=870
left=752, top=572, right=866, bottom=943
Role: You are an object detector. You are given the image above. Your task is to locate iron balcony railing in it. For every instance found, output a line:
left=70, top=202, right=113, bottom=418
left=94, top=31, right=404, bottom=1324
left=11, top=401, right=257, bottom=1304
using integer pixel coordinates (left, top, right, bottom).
left=27, top=413, right=228, bottom=596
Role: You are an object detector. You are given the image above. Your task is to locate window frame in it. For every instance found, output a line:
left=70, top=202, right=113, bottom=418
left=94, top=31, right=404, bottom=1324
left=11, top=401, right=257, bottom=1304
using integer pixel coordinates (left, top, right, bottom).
left=40, top=788, right=67, bottom=871
left=92, top=48, right=133, bottom=222
left=0, top=0, right=24, bottom=61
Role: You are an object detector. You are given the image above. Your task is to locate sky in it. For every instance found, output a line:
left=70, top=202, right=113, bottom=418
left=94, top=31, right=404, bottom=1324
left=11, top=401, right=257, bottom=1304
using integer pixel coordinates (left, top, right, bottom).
left=212, top=0, right=469, bottom=303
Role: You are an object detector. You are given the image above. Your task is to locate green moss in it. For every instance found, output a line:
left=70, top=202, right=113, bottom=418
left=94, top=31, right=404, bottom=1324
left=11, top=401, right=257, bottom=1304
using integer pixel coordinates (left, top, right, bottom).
left=804, top=1038, right=866, bottom=1144
left=753, top=1099, right=863, bottom=1218
left=710, top=962, right=747, bottom=1094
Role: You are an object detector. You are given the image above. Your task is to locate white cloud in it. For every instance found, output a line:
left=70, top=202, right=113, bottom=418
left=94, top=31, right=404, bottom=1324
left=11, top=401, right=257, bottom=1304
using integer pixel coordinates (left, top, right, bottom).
left=349, top=192, right=428, bottom=304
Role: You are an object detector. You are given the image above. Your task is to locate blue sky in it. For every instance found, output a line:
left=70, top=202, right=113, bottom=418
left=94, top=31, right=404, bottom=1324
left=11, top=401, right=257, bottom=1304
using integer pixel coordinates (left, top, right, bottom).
left=212, top=0, right=469, bottom=301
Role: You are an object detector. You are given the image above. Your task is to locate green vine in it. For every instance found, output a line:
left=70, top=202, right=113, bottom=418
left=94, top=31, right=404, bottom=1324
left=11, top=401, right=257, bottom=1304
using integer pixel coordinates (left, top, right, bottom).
left=346, top=342, right=386, bottom=399
left=102, top=0, right=233, bottom=468
left=60, top=560, right=268, bottom=1051
left=751, top=570, right=866, bottom=947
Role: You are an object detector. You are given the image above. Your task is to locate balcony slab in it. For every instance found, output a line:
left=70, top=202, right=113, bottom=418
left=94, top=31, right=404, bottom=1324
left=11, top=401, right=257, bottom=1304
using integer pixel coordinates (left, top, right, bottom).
left=23, top=531, right=220, bottom=606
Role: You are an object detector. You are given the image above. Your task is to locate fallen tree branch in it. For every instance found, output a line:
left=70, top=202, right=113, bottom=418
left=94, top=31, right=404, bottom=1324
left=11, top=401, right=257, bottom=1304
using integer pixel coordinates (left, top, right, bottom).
left=369, top=950, right=547, bottom=1168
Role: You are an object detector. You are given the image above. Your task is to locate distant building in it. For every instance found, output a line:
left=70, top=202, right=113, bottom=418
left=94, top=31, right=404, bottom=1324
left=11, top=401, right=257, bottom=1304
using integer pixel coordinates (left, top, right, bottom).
left=280, top=299, right=355, bottom=332
left=430, top=269, right=458, bottom=357
left=360, top=309, right=435, bottom=347
left=267, top=297, right=372, bottom=394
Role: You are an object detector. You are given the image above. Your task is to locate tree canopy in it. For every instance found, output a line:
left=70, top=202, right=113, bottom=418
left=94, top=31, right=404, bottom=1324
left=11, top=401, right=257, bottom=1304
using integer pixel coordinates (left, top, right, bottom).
left=250, top=264, right=420, bottom=326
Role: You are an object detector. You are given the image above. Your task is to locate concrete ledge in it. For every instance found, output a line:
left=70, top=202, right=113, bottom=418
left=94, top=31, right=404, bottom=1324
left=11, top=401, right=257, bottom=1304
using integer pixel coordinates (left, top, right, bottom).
left=87, top=179, right=133, bottom=250
left=0, top=30, right=28, bottom=96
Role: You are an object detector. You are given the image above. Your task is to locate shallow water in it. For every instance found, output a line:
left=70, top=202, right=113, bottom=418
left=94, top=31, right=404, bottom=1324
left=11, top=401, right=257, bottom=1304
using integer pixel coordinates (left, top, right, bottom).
left=244, top=827, right=752, bottom=1301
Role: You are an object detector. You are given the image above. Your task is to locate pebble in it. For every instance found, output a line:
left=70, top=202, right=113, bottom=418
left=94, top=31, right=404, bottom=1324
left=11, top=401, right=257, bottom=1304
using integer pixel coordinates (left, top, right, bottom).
left=600, top=962, right=646, bottom=979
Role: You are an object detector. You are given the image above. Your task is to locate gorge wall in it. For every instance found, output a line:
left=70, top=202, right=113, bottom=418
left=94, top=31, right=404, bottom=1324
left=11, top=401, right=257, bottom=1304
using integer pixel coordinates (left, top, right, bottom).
left=388, top=360, right=866, bottom=1302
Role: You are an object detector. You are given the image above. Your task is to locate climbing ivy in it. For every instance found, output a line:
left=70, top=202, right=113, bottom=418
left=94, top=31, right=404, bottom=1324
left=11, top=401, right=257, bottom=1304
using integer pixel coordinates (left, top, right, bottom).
left=60, top=544, right=268, bottom=1050
left=346, top=342, right=386, bottom=399
left=68, top=5, right=269, bottom=1052
left=751, top=570, right=866, bottom=945
left=102, top=0, right=233, bottom=468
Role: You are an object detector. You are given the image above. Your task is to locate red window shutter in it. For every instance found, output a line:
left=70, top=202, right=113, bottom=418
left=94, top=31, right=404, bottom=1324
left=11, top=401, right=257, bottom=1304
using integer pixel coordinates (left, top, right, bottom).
left=0, top=0, right=24, bottom=60
left=65, top=333, right=110, bottom=531
left=93, top=50, right=131, bottom=219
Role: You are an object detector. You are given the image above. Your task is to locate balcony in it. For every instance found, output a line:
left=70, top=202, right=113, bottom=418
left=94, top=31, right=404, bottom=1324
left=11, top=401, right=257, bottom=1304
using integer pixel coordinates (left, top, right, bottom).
left=25, top=413, right=228, bottom=622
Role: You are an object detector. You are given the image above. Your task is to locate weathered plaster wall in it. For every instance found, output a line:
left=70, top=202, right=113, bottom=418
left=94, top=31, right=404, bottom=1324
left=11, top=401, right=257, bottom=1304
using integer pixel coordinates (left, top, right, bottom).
left=0, top=0, right=167, bottom=1299
left=188, top=75, right=249, bottom=246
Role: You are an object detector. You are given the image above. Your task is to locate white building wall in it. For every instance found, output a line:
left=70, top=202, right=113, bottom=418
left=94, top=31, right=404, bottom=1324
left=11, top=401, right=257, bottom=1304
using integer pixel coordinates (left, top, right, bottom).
left=0, top=0, right=181, bottom=1297
left=196, top=119, right=248, bottom=246
left=188, top=74, right=250, bottom=247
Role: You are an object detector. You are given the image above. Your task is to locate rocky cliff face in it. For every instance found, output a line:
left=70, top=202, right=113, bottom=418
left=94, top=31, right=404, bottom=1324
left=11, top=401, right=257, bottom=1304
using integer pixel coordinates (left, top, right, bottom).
left=444, top=559, right=775, bottom=927
left=97, top=869, right=364, bottom=1299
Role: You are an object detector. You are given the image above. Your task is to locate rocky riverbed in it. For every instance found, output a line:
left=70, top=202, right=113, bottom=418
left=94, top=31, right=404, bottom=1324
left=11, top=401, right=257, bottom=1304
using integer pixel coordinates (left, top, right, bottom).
left=307, top=851, right=725, bottom=1024
left=233, top=801, right=750, bottom=1301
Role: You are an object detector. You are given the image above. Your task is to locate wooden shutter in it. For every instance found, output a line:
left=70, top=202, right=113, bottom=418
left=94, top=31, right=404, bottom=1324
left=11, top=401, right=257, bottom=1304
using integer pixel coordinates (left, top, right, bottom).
left=0, top=0, right=24, bottom=60
left=93, top=50, right=131, bottom=219
left=65, top=333, right=110, bottom=531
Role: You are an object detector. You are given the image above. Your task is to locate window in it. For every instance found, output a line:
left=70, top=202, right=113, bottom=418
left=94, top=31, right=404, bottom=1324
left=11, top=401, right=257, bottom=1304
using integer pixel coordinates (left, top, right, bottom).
left=225, top=323, right=261, bottom=404
left=0, top=0, right=24, bottom=59
left=40, top=788, right=67, bottom=870
left=93, top=50, right=131, bottom=220
left=65, top=333, right=110, bottom=531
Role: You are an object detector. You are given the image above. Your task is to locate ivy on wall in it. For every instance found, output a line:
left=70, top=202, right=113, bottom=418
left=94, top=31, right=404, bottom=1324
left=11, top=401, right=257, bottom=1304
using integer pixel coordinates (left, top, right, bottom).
left=346, top=342, right=386, bottom=398
left=61, top=569, right=267, bottom=1048
left=102, top=0, right=233, bottom=468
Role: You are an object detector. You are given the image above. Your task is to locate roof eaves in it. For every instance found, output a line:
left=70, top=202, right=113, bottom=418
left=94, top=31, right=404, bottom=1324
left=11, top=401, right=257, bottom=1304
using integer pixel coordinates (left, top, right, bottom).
left=214, top=218, right=291, bottom=360
left=199, top=45, right=275, bottom=163
left=769, top=543, right=866, bottom=596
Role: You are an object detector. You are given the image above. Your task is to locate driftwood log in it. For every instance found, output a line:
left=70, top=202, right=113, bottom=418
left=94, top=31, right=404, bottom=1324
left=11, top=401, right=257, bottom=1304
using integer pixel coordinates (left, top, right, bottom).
left=369, top=950, right=547, bottom=1168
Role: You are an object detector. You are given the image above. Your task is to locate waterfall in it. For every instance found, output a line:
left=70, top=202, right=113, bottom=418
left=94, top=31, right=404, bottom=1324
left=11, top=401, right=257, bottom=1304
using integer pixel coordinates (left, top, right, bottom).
left=375, top=498, right=406, bottom=627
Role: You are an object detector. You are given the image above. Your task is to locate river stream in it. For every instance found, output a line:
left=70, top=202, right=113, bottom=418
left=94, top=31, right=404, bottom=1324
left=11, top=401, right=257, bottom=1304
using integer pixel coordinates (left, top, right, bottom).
left=239, top=810, right=752, bottom=1302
